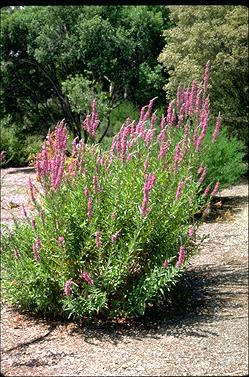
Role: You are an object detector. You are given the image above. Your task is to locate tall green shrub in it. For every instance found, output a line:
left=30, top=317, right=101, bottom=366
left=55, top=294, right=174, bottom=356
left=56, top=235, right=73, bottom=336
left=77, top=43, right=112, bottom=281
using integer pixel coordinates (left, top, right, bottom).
left=1, top=66, right=244, bottom=320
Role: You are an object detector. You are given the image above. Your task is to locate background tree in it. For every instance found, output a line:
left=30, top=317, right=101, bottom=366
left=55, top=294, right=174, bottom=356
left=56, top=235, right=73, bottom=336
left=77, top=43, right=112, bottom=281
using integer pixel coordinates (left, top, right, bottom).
left=1, top=5, right=171, bottom=142
left=158, top=5, right=248, bottom=140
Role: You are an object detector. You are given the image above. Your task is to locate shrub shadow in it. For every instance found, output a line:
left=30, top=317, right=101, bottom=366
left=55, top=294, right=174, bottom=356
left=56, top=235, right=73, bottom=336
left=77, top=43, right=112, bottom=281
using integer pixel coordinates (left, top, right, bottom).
left=68, top=263, right=248, bottom=344
left=4, top=262, right=247, bottom=354
left=196, top=193, right=248, bottom=223
left=3, top=259, right=247, bottom=376
left=5, top=167, right=35, bottom=174
left=4, top=323, right=57, bottom=353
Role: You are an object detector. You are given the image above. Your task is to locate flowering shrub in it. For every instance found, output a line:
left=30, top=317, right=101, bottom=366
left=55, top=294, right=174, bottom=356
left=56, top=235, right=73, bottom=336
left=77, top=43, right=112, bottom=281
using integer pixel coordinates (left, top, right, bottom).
left=1, top=64, right=233, bottom=319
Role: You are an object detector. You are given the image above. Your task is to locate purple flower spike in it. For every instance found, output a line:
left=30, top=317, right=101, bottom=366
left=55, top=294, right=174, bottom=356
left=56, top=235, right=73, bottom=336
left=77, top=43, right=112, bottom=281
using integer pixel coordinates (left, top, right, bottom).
left=163, top=259, right=169, bottom=269
left=174, top=143, right=182, bottom=171
left=39, top=210, right=44, bottom=223
left=31, top=218, right=36, bottom=230
left=28, top=177, right=36, bottom=202
left=188, top=228, right=195, bottom=237
left=87, top=197, right=93, bottom=221
left=198, top=167, right=208, bottom=184
left=95, top=230, right=101, bottom=248
left=203, top=203, right=211, bottom=216
left=14, top=249, right=20, bottom=260
left=84, top=186, right=89, bottom=198
left=143, top=156, right=149, bottom=171
left=211, top=181, right=220, bottom=197
left=64, top=279, right=73, bottom=296
left=197, top=165, right=203, bottom=175
left=212, top=114, right=222, bottom=142
left=58, top=236, right=65, bottom=246
left=175, top=181, right=184, bottom=200
left=36, top=238, right=42, bottom=249
left=203, top=185, right=211, bottom=196
left=32, top=243, right=40, bottom=262
left=176, top=246, right=186, bottom=267
left=80, top=270, right=94, bottom=285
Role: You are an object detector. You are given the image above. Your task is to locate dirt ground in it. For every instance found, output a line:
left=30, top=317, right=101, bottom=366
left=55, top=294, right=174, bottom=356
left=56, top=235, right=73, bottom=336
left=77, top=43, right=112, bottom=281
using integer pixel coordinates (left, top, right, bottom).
left=0, top=168, right=248, bottom=376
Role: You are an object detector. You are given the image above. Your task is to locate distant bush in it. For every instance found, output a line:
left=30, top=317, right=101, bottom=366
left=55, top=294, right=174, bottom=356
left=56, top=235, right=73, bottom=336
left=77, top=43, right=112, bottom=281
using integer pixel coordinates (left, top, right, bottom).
left=109, top=100, right=140, bottom=135
left=0, top=118, right=43, bottom=168
left=196, top=126, right=247, bottom=188
left=1, top=64, right=246, bottom=320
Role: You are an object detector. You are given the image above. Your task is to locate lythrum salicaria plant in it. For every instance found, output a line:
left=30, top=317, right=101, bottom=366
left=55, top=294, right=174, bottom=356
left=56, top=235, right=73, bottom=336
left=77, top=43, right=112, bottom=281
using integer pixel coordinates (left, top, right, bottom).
left=1, top=63, right=228, bottom=319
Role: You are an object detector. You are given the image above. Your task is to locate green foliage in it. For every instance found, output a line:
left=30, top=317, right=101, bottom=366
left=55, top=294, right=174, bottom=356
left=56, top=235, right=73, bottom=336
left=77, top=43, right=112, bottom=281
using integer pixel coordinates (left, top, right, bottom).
left=109, top=100, right=139, bottom=136
left=61, top=74, right=110, bottom=128
left=197, top=127, right=247, bottom=188
left=158, top=5, right=248, bottom=141
left=1, top=5, right=170, bottom=139
left=0, top=118, right=43, bottom=167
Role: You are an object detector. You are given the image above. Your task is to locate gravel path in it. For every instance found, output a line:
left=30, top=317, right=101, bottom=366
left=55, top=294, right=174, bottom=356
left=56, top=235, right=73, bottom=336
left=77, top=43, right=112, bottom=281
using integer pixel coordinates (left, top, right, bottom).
left=0, top=168, right=248, bottom=376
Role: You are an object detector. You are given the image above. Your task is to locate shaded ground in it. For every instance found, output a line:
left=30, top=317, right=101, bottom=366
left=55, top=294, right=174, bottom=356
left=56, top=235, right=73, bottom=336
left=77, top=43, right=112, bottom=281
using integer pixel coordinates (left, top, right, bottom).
left=0, top=168, right=248, bottom=376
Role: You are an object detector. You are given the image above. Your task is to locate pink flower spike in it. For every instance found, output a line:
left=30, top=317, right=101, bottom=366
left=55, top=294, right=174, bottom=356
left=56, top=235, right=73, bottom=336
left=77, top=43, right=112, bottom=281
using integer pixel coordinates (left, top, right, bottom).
left=188, top=228, right=195, bottom=237
left=84, top=186, right=89, bottom=198
left=139, top=105, right=147, bottom=122
left=158, top=141, right=169, bottom=160
left=163, top=259, right=169, bottom=269
left=195, top=86, right=202, bottom=115
left=143, top=97, right=157, bottom=122
left=14, top=249, right=20, bottom=260
left=87, top=197, right=92, bottom=221
left=39, top=210, right=44, bottom=223
left=36, top=238, right=42, bottom=249
left=203, top=203, right=211, bottom=216
left=183, top=122, right=190, bottom=148
left=58, top=236, right=65, bottom=246
left=174, top=143, right=182, bottom=171
left=95, top=230, right=101, bottom=248
left=197, top=165, right=203, bottom=175
left=28, top=177, right=36, bottom=202
left=195, top=132, right=205, bottom=152
left=80, top=271, right=94, bottom=285
left=175, top=181, right=184, bottom=200
left=203, top=184, right=211, bottom=196
left=198, top=167, right=208, bottom=184
left=166, top=100, right=174, bottom=125
left=145, top=173, right=156, bottom=192
left=212, top=114, right=222, bottom=142
left=143, top=156, right=149, bottom=171
left=141, top=192, right=149, bottom=218
left=64, top=279, right=73, bottom=296
left=211, top=181, right=220, bottom=197
left=93, top=175, right=98, bottom=194
left=176, top=246, right=186, bottom=267
left=31, top=218, right=36, bottom=230
left=32, top=243, right=40, bottom=263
